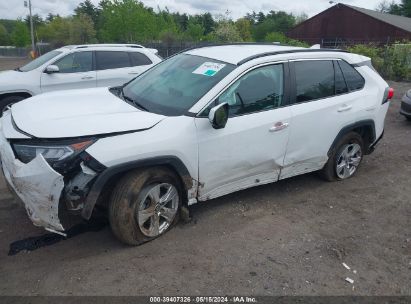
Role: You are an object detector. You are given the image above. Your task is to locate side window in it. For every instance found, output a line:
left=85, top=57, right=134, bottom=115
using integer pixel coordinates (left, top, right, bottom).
left=294, top=60, right=335, bottom=103
left=334, top=61, right=348, bottom=95
left=129, top=52, right=152, bottom=66
left=338, top=60, right=365, bottom=91
left=217, top=64, right=284, bottom=117
left=54, top=52, right=92, bottom=73
left=96, top=51, right=131, bottom=70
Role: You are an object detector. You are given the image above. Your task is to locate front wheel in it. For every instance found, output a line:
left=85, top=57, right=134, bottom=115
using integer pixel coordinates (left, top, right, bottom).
left=109, top=167, right=182, bottom=245
left=321, top=132, right=364, bottom=181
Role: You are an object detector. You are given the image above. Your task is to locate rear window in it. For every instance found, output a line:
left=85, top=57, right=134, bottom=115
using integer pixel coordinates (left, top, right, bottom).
left=294, top=60, right=335, bottom=103
left=96, top=51, right=131, bottom=70
left=338, top=60, right=365, bottom=91
left=129, top=52, right=152, bottom=66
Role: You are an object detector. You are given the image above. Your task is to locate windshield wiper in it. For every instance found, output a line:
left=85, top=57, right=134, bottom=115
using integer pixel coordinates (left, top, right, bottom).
left=120, top=88, right=148, bottom=112
left=14, top=67, right=22, bottom=72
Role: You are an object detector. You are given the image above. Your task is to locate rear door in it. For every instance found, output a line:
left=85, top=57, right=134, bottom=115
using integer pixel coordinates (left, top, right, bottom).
left=280, top=59, right=360, bottom=179
left=95, top=51, right=134, bottom=87
left=40, top=51, right=96, bottom=92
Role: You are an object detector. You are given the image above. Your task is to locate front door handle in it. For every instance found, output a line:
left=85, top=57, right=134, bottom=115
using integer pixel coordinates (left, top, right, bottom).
left=338, top=104, right=352, bottom=112
left=129, top=71, right=140, bottom=75
left=81, top=76, right=94, bottom=80
left=269, top=122, right=289, bottom=132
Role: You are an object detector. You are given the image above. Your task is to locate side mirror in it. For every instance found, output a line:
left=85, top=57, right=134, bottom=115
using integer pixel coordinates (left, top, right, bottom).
left=45, top=65, right=59, bottom=74
left=208, top=102, right=229, bottom=129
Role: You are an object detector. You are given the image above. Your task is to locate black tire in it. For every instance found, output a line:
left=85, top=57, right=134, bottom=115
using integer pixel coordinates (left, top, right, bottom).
left=109, top=167, right=182, bottom=245
left=321, top=132, right=364, bottom=182
left=406, top=116, right=411, bottom=121
left=0, top=95, right=27, bottom=116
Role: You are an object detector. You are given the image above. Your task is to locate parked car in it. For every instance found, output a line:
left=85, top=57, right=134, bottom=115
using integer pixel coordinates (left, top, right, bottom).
left=0, top=44, right=161, bottom=114
left=0, top=44, right=392, bottom=245
left=400, top=89, right=411, bottom=120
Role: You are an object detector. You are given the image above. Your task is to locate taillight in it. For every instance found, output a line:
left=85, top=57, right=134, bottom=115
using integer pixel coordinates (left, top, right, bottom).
left=383, top=87, right=394, bottom=104
left=387, top=88, right=394, bottom=100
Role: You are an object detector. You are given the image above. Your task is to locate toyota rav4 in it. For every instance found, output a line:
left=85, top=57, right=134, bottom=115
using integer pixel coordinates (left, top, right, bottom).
left=0, top=44, right=392, bottom=245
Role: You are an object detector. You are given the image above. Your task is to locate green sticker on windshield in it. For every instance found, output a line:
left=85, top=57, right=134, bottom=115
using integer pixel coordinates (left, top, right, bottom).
left=193, top=62, right=226, bottom=77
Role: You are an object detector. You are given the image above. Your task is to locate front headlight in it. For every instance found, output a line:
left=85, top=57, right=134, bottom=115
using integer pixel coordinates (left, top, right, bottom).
left=13, top=140, right=94, bottom=165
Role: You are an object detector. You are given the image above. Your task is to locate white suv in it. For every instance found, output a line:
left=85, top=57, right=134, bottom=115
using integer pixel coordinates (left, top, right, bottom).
left=0, top=44, right=391, bottom=245
left=0, top=44, right=161, bottom=113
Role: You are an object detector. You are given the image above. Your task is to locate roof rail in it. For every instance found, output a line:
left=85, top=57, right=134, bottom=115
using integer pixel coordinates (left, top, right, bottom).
left=184, top=42, right=294, bottom=50
left=177, top=42, right=346, bottom=64
left=71, top=44, right=144, bottom=49
left=177, top=42, right=296, bottom=54
left=237, top=48, right=348, bottom=65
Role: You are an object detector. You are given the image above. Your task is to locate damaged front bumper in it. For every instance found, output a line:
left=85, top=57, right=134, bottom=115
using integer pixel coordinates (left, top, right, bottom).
left=0, top=131, right=65, bottom=231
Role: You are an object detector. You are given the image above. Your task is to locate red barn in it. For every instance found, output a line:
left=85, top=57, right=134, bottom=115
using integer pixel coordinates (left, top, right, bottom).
left=287, top=4, right=411, bottom=47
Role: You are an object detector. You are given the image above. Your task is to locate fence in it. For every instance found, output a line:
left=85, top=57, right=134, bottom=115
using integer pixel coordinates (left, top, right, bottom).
left=0, top=47, right=29, bottom=57
left=0, top=44, right=53, bottom=57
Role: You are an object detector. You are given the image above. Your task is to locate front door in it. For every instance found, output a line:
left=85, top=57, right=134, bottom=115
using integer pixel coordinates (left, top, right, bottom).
left=40, top=51, right=96, bottom=93
left=196, top=63, right=292, bottom=200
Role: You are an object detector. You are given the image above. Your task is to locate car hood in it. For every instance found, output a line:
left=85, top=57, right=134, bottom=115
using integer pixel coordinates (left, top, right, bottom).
left=0, top=70, right=36, bottom=89
left=11, top=87, right=165, bottom=138
left=0, top=70, right=21, bottom=78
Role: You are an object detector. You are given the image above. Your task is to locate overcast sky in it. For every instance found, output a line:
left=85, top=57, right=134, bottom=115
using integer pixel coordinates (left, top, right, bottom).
left=0, top=0, right=392, bottom=20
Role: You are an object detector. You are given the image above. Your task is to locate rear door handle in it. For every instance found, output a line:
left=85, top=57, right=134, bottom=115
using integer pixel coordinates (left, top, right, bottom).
left=81, top=76, right=94, bottom=80
left=129, top=71, right=140, bottom=75
left=338, top=104, right=352, bottom=112
left=269, top=122, right=289, bottom=132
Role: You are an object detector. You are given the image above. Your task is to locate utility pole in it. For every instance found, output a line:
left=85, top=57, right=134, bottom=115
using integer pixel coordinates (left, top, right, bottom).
left=24, top=0, right=36, bottom=57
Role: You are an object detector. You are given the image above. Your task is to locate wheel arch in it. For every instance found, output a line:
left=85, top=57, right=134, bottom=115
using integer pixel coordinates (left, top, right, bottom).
left=0, top=91, right=33, bottom=101
left=328, top=120, right=376, bottom=157
left=81, top=156, right=195, bottom=220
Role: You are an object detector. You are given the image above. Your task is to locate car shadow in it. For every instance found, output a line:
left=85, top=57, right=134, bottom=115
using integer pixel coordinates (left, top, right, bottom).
left=5, top=171, right=325, bottom=256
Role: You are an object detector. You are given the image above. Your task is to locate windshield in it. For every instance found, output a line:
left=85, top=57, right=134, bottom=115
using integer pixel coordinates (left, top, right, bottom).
left=122, top=54, right=236, bottom=116
left=19, top=50, right=62, bottom=72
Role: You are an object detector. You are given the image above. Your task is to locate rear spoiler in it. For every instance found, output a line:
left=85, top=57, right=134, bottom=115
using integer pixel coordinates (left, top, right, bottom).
left=146, top=48, right=159, bottom=55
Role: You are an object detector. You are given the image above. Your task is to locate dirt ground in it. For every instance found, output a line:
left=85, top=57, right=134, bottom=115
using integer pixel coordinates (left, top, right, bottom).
left=0, top=57, right=30, bottom=71
left=0, top=57, right=410, bottom=296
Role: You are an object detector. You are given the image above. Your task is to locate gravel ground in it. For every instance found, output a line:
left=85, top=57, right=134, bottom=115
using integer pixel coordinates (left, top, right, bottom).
left=0, top=57, right=410, bottom=296
left=0, top=57, right=29, bottom=71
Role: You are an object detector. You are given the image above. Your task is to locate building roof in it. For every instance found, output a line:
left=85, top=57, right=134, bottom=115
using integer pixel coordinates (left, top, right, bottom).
left=344, top=4, right=411, bottom=33
left=185, top=44, right=304, bottom=65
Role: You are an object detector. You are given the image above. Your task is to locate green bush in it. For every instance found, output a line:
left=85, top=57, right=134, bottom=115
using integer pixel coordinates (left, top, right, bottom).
left=264, top=32, right=309, bottom=47
left=387, top=44, right=411, bottom=81
left=347, top=44, right=384, bottom=71
left=348, top=43, right=411, bottom=81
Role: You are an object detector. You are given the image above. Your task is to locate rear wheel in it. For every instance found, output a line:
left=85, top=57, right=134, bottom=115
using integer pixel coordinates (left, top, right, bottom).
left=109, top=167, right=182, bottom=245
left=321, top=132, right=364, bottom=181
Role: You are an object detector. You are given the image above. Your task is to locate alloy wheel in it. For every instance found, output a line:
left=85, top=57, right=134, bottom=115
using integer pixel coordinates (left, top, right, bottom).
left=137, top=183, right=179, bottom=237
left=335, top=143, right=362, bottom=179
